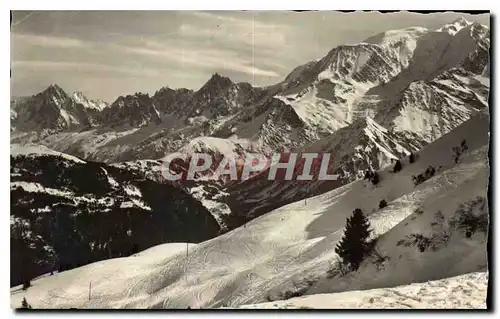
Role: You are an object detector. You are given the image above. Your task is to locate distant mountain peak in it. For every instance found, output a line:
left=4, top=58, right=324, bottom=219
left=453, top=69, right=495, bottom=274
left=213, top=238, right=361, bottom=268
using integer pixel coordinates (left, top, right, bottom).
left=211, top=72, right=224, bottom=79
left=72, top=91, right=86, bottom=100
left=39, top=83, right=69, bottom=106
left=203, top=72, right=234, bottom=89
left=437, top=16, right=473, bottom=35
left=44, top=83, right=66, bottom=96
left=72, top=91, right=108, bottom=111
left=155, top=86, right=175, bottom=94
left=48, top=83, right=62, bottom=90
left=134, top=92, right=149, bottom=97
left=451, top=16, right=470, bottom=25
left=105, top=92, right=161, bottom=127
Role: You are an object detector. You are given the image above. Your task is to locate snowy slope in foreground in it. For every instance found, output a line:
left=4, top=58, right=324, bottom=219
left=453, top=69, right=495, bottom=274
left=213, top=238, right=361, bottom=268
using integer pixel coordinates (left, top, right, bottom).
left=10, top=243, right=199, bottom=308
left=232, top=272, right=488, bottom=309
left=10, top=113, right=489, bottom=309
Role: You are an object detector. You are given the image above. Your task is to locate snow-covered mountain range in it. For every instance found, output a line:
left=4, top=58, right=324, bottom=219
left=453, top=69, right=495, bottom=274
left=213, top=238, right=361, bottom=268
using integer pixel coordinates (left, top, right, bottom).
left=10, top=17, right=490, bottom=309
left=12, top=19, right=489, bottom=159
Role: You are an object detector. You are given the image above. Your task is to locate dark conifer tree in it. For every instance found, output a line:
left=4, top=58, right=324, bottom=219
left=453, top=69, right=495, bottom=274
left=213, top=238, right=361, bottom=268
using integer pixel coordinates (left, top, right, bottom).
left=461, top=139, right=468, bottom=152
left=393, top=160, right=402, bottom=173
left=409, top=152, right=416, bottom=164
left=379, top=199, right=387, bottom=209
left=20, top=297, right=31, bottom=309
left=452, top=146, right=461, bottom=163
left=364, top=169, right=373, bottom=180
left=335, top=208, right=372, bottom=271
left=371, top=172, right=380, bottom=185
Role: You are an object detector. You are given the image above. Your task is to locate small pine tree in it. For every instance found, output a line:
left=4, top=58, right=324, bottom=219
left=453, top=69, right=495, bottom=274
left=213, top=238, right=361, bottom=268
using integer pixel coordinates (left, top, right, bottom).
left=335, top=208, right=372, bottom=271
left=393, top=160, right=402, bottom=173
left=409, top=152, right=416, bottom=164
left=364, top=169, right=373, bottom=180
left=20, top=297, right=31, bottom=309
left=22, top=280, right=31, bottom=291
left=371, top=172, right=380, bottom=185
left=452, top=140, right=468, bottom=164
left=461, top=139, right=468, bottom=152
left=425, top=165, right=436, bottom=178
left=364, top=169, right=380, bottom=185
left=379, top=199, right=387, bottom=209
left=452, top=146, right=461, bottom=163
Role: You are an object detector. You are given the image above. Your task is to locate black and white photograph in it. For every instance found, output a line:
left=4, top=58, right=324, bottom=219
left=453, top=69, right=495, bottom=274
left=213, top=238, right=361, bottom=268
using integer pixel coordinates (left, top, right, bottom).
left=9, top=10, right=491, bottom=310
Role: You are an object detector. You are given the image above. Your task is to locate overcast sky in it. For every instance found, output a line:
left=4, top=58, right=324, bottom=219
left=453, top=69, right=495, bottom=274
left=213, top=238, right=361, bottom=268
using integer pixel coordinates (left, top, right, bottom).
left=11, top=11, right=489, bottom=102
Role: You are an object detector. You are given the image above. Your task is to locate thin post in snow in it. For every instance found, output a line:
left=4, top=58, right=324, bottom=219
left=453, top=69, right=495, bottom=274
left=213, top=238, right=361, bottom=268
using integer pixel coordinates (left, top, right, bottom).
left=184, top=242, right=189, bottom=273
left=88, top=281, right=91, bottom=301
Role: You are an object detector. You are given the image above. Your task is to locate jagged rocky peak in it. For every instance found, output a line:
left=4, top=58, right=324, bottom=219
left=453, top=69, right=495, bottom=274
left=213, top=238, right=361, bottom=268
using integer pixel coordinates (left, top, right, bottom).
left=201, top=72, right=234, bottom=91
left=469, top=22, right=490, bottom=44
left=236, top=81, right=253, bottom=91
left=41, top=83, right=69, bottom=101
left=113, top=92, right=150, bottom=105
left=45, top=83, right=64, bottom=93
left=109, top=93, right=155, bottom=113
left=176, top=87, right=194, bottom=95
left=152, top=86, right=194, bottom=114
left=451, top=16, right=471, bottom=26
left=153, top=86, right=193, bottom=101
left=72, top=91, right=86, bottom=101
left=103, top=92, right=161, bottom=127
left=72, top=91, right=108, bottom=111
left=134, top=92, right=150, bottom=98
left=154, top=86, right=175, bottom=96
left=152, top=87, right=176, bottom=106
left=182, top=72, right=247, bottom=118
left=10, top=83, right=87, bottom=132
